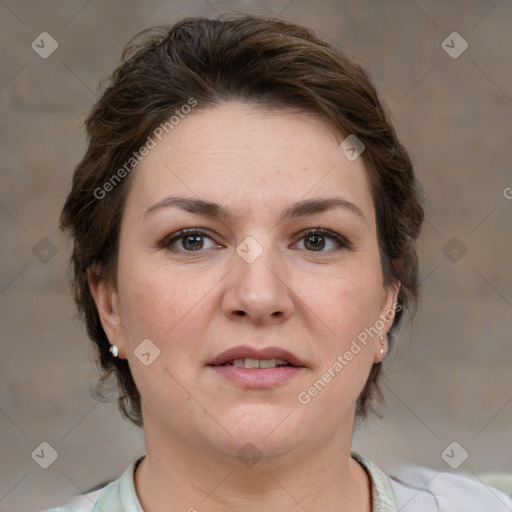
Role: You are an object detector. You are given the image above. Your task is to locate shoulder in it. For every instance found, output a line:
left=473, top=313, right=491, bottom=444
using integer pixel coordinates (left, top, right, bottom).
left=389, top=463, right=512, bottom=512
left=39, top=488, right=104, bottom=512
left=39, top=509, right=75, bottom=512
left=39, top=457, right=144, bottom=512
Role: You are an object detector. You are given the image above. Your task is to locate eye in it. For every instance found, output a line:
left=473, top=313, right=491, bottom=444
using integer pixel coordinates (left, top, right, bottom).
left=159, top=229, right=222, bottom=252
left=294, top=228, right=350, bottom=252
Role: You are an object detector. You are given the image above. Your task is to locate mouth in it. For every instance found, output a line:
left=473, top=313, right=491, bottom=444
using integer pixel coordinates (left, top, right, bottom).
left=220, top=358, right=294, bottom=369
left=207, top=346, right=306, bottom=388
left=208, top=345, right=306, bottom=369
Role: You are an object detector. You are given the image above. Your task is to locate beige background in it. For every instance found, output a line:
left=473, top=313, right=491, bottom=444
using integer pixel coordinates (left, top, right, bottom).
left=1, top=1, right=511, bottom=510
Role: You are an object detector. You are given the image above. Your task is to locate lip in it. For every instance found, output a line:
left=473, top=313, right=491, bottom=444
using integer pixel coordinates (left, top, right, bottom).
left=210, top=365, right=304, bottom=388
left=207, top=345, right=307, bottom=389
left=207, top=345, right=306, bottom=368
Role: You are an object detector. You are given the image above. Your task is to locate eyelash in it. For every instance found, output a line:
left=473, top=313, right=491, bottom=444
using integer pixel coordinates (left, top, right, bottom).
left=158, top=227, right=352, bottom=253
left=296, top=228, right=352, bottom=252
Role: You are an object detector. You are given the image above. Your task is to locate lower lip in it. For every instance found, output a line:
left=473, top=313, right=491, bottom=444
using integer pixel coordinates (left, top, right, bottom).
left=209, top=365, right=305, bottom=388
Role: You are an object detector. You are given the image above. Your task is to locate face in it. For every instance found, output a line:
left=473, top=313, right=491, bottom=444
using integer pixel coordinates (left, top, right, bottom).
left=91, top=102, right=399, bottom=464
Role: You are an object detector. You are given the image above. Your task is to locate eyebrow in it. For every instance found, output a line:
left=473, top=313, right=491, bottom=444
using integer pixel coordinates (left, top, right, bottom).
left=143, top=196, right=367, bottom=224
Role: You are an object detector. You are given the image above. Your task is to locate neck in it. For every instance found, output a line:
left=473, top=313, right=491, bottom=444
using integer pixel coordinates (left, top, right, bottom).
left=135, top=424, right=371, bottom=512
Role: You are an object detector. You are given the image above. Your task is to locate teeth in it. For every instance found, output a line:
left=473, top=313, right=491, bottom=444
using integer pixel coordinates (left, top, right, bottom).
left=231, top=358, right=290, bottom=369
left=244, top=358, right=260, bottom=369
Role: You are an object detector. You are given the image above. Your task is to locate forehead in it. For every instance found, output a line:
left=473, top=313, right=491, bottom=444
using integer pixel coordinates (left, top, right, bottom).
left=125, top=102, right=375, bottom=223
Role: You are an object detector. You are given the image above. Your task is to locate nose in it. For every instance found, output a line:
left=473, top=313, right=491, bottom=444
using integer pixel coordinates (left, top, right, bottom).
left=221, top=245, right=295, bottom=325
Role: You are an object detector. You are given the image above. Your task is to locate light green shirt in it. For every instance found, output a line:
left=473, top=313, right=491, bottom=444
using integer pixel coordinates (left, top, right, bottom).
left=42, top=452, right=512, bottom=511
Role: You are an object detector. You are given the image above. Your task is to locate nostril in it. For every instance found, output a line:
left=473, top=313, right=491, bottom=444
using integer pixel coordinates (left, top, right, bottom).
left=234, top=310, right=246, bottom=316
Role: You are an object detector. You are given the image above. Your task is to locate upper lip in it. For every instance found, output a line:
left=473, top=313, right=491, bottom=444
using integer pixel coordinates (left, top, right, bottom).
left=208, top=345, right=306, bottom=367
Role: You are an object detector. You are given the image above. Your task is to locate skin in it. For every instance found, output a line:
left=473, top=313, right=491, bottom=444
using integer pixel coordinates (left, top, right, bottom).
left=90, top=102, right=400, bottom=511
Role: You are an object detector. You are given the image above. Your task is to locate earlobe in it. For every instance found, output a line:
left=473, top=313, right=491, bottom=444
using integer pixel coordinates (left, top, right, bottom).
left=87, top=269, right=126, bottom=358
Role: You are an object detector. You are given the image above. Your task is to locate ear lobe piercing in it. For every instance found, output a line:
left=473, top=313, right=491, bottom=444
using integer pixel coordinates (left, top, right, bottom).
left=110, top=344, right=119, bottom=357
left=380, top=334, right=386, bottom=360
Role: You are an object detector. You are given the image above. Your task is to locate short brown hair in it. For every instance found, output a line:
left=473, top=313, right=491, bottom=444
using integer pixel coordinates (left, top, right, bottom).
left=60, top=14, right=425, bottom=426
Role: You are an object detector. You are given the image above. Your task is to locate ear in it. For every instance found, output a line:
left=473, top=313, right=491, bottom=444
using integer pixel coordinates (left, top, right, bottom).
left=88, top=268, right=128, bottom=358
left=374, top=278, right=401, bottom=363
left=380, top=279, right=401, bottom=323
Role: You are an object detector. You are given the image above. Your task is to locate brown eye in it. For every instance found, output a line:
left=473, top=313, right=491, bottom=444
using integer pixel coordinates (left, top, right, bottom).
left=159, top=229, right=221, bottom=252
left=304, top=234, right=325, bottom=251
left=294, top=228, right=351, bottom=252
left=181, top=234, right=204, bottom=251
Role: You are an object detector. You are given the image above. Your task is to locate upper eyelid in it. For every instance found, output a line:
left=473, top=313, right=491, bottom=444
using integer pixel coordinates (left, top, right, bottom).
left=298, top=227, right=344, bottom=238
left=159, top=228, right=221, bottom=247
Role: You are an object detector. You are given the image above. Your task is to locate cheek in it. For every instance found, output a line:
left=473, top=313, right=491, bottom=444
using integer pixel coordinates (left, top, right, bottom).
left=307, top=265, right=384, bottom=340
left=299, top=273, right=382, bottom=414
left=117, top=266, right=212, bottom=412
left=117, top=255, right=219, bottom=350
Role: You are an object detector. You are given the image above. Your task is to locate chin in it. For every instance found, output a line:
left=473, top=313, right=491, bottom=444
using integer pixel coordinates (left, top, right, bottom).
left=205, top=404, right=308, bottom=461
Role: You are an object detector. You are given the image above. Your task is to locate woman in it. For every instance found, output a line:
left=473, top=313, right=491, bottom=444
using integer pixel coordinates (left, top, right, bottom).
left=47, top=14, right=511, bottom=512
